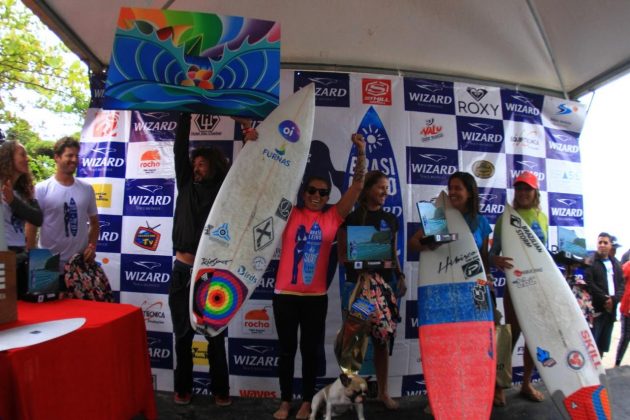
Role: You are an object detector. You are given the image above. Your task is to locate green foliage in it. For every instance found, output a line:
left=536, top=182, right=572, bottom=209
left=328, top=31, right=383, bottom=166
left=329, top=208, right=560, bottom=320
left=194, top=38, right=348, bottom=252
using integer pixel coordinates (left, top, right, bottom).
left=0, top=0, right=90, bottom=122
left=5, top=116, right=60, bottom=182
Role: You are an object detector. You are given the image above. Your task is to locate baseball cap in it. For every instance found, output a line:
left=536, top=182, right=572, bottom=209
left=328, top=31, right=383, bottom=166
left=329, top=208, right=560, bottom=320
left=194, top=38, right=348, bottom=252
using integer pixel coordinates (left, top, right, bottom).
left=513, top=171, right=539, bottom=190
left=611, top=236, right=622, bottom=248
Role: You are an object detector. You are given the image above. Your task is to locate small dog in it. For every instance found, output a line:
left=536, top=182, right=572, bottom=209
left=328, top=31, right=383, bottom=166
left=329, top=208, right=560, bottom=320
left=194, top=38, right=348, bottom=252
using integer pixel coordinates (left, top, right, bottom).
left=309, top=373, right=368, bottom=420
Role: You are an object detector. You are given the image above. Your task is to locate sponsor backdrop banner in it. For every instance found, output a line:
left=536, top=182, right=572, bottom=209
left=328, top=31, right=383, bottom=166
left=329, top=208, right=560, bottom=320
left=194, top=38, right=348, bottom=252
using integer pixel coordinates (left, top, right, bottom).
left=81, top=69, right=586, bottom=397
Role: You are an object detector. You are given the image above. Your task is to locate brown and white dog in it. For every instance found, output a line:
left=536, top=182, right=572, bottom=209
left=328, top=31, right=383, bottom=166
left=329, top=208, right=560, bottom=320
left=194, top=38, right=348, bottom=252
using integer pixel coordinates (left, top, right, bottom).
left=309, top=373, right=368, bottom=420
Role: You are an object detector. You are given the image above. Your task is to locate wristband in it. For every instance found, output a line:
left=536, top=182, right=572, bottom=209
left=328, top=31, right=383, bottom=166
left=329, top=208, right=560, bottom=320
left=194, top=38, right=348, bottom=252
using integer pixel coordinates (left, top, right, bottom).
left=242, top=127, right=255, bottom=135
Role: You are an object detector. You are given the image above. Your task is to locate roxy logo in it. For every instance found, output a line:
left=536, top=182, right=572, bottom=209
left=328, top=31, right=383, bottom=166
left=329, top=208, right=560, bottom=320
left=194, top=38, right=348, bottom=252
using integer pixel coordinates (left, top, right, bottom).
left=458, top=87, right=499, bottom=116
left=278, top=120, right=300, bottom=142
left=467, top=87, right=488, bottom=101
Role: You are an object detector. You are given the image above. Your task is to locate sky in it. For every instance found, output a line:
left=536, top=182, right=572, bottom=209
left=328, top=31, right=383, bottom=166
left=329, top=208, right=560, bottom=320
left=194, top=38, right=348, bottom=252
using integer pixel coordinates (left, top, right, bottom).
left=578, top=75, right=630, bottom=251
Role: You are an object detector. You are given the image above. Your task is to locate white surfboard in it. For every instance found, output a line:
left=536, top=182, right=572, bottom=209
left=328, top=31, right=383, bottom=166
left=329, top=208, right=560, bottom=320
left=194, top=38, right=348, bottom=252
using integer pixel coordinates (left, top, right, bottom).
left=0, top=318, right=86, bottom=351
left=189, top=84, right=315, bottom=337
left=417, top=191, right=495, bottom=419
left=501, top=204, right=611, bottom=419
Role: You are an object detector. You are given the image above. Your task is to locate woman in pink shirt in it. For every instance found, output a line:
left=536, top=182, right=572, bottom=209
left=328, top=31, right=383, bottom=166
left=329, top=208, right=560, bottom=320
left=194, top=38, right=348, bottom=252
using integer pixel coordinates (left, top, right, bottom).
left=272, top=133, right=366, bottom=420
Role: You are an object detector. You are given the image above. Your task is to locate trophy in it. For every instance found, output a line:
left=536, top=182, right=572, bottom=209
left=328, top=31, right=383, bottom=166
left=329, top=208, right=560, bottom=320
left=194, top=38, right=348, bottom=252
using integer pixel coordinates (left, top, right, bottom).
left=416, top=200, right=457, bottom=245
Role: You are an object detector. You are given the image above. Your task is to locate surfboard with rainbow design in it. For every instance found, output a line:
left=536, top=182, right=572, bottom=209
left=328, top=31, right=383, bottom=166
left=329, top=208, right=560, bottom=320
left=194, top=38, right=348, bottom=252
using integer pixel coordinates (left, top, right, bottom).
left=189, top=84, right=315, bottom=337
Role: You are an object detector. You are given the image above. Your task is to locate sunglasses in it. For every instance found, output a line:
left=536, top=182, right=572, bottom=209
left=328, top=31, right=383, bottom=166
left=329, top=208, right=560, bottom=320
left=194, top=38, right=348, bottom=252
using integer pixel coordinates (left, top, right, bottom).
left=305, top=186, right=330, bottom=197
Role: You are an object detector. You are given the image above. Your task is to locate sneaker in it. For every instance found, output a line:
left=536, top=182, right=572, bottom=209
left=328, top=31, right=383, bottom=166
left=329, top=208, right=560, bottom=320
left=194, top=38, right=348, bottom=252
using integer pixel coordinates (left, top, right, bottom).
left=215, top=395, right=232, bottom=407
left=174, top=392, right=192, bottom=405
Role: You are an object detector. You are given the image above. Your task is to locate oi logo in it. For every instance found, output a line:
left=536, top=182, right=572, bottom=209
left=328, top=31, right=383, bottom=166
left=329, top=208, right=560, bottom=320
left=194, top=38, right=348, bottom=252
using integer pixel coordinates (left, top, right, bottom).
left=278, top=120, right=300, bottom=143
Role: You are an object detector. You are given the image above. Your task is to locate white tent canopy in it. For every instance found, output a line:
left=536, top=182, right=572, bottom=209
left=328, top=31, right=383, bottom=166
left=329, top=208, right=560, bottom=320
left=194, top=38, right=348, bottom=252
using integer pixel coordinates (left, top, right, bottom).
left=24, top=0, right=630, bottom=98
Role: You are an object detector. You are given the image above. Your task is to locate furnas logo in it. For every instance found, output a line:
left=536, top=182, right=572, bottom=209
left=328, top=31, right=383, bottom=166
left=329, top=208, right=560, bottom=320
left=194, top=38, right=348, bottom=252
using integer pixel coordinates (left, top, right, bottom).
left=92, top=110, right=119, bottom=138
left=146, top=331, right=173, bottom=369
left=406, top=147, right=458, bottom=185
left=478, top=188, right=506, bottom=224
left=362, top=79, right=392, bottom=105
left=548, top=193, right=584, bottom=226
left=130, top=111, right=178, bottom=142
left=501, top=90, right=543, bottom=124
left=403, top=77, right=455, bottom=114
left=294, top=71, right=349, bottom=107
left=545, top=128, right=581, bottom=162
left=457, top=117, right=504, bottom=153
left=419, top=118, right=444, bottom=142
left=78, top=142, right=126, bottom=178
left=262, top=148, right=291, bottom=167
left=506, top=155, right=547, bottom=190
left=229, top=338, right=280, bottom=377
left=124, top=179, right=175, bottom=217
left=121, top=254, right=172, bottom=294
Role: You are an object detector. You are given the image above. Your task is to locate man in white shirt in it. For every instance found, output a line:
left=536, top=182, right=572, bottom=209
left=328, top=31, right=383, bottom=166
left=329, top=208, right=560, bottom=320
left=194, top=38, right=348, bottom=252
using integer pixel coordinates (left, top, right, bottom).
left=26, top=137, right=99, bottom=272
left=585, top=232, right=625, bottom=356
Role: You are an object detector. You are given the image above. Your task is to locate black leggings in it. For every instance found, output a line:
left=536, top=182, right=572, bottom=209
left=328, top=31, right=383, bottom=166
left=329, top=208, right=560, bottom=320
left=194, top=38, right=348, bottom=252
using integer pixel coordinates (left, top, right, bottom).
left=273, top=293, right=327, bottom=402
left=616, top=315, right=630, bottom=365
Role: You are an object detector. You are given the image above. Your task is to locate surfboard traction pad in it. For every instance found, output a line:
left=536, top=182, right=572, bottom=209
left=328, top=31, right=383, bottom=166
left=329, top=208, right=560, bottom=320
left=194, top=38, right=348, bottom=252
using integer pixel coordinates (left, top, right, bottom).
left=192, top=268, right=249, bottom=333
left=419, top=321, right=496, bottom=419
left=555, top=381, right=612, bottom=420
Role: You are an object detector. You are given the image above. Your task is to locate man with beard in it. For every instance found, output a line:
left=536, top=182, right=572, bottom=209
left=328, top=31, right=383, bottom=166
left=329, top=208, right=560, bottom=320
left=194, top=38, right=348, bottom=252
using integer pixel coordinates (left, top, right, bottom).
left=586, top=232, right=625, bottom=356
left=26, top=137, right=99, bottom=273
left=170, top=113, right=257, bottom=407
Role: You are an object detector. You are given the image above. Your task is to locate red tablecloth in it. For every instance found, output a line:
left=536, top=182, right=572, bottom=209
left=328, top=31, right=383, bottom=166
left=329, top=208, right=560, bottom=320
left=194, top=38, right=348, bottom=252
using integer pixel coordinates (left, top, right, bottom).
left=0, top=300, right=157, bottom=420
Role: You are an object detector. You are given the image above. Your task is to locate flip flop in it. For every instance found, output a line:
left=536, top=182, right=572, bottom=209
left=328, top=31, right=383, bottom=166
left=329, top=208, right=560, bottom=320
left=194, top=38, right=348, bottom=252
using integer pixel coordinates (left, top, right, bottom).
left=520, top=388, right=545, bottom=402
left=379, top=396, right=400, bottom=410
left=493, top=392, right=506, bottom=407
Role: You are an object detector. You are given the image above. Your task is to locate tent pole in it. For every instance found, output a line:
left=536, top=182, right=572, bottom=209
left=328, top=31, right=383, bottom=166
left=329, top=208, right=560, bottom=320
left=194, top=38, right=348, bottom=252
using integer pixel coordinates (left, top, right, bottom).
left=525, top=0, right=569, bottom=100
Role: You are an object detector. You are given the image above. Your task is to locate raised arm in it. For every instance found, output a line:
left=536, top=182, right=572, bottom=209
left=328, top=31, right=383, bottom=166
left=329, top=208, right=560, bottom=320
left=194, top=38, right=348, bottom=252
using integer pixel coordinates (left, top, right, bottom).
left=231, top=116, right=259, bottom=143
left=335, top=133, right=366, bottom=218
left=174, top=113, right=193, bottom=188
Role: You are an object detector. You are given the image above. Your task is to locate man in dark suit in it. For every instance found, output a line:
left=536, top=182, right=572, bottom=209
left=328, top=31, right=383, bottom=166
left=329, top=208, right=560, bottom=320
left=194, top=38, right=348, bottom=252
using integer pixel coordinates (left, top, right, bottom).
left=586, top=232, right=626, bottom=356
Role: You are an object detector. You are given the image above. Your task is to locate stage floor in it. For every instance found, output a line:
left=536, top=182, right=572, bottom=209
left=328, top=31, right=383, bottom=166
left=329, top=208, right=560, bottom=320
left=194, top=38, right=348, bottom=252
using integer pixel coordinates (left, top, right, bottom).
left=153, top=365, right=630, bottom=420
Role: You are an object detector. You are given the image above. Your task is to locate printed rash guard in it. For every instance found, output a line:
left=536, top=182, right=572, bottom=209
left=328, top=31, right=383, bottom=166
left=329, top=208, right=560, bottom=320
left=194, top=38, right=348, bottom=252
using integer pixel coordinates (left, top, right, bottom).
left=275, top=206, right=343, bottom=296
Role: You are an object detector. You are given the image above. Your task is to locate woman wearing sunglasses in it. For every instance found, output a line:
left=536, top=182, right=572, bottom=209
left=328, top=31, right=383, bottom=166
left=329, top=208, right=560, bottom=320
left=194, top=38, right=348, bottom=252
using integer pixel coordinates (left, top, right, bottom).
left=272, top=133, right=366, bottom=420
